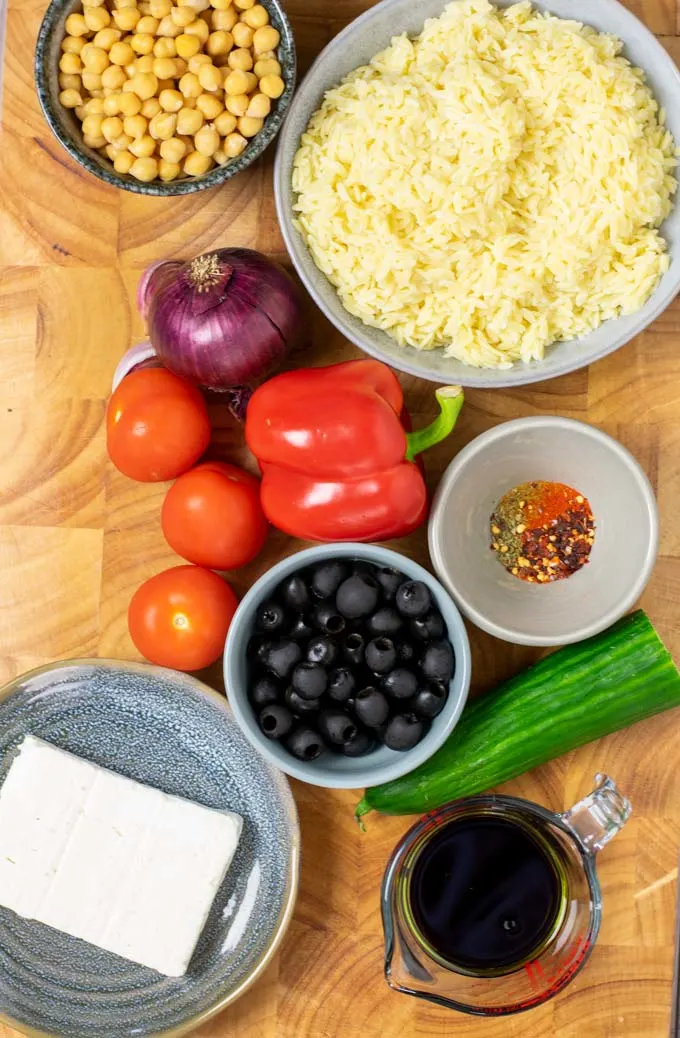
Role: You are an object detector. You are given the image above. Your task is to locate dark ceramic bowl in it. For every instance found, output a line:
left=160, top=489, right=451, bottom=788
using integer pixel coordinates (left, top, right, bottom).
left=35, top=0, right=296, bottom=196
left=0, top=660, right=299, bottom=1038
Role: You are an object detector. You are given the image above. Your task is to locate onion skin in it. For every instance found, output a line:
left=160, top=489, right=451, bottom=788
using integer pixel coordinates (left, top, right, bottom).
left=144, top=249, right=302, bottom=390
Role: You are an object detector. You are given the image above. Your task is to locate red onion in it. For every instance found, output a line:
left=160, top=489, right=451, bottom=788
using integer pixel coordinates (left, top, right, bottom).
left=139, top=249, right=302, bottom=390
left=111, top=341, right=162, bottom=392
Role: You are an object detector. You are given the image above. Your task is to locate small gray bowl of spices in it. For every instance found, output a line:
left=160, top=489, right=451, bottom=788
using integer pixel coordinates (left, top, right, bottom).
left=35, top=0, right=296, bottom=195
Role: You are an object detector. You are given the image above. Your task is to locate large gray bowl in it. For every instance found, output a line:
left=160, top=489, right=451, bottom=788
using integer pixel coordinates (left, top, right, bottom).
left=274, top=0, right=680, bottom=388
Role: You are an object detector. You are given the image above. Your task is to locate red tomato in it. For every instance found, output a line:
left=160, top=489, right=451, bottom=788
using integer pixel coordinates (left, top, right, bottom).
left=107, top=369, right=211, bottom=482
left=161, top=462, right=269, bottom=570
left=128, top=565, right=238, bottom=671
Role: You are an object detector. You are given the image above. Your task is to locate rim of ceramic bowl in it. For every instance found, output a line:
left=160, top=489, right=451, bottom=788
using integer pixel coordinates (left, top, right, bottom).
left=273, top=0, right=680, bottom=387
left=428, top=417, right=660, bottom=646
left=223, top=544, right=472, bottom=789
left=0, top=658, right=300, bottom=1038
left=35, top=0, right=297, bottom=196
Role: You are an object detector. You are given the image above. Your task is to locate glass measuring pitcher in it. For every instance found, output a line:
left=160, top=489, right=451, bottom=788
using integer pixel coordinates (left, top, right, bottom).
left=381, top=774, right=631, bottom=1016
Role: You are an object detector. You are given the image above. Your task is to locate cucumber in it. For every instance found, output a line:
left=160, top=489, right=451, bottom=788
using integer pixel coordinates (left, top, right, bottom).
left=356, top=610, right=680, bottom=819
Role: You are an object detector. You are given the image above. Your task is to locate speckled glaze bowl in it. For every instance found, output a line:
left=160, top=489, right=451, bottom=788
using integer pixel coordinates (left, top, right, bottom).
left=274, top=0, right=680, bottom=387
left=224, top=544, right=472, bottom=790
left=35, top=0, right=296, bottom=196
left=0, top=659, right=299, bottom=1038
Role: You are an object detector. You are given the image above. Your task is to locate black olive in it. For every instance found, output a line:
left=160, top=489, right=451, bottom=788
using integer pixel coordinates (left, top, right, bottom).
left=384, top=714, right=425, bottom=751
left=394, top=639, right=417, bottom=665
left=410, top=611, right=445, bottom=641
left=306, top=635, right=339, bottom=667
left=249, top=675, right=281, bottom=710
left=318, top=709, right=358, bottom=747
left=375, top=567, right=403, bottom=602
left=365, top=637, right=398, bottom=675
left=285, top=686, right=322, bottom=716
left=336, top=574, right=380, bottom=619
left=327, top=668, right=356, bottom=703
left=288, top=615, right=315, bottom=641
left=260, top=639, right=303, bottom=680
left=354, top=687, right=390, bottom=727
left=339, top=728, right=375, bottom=757
left=291, top=662, right=327, bottom=700
left=411, top=686, right=447, bottom=719
left=395, top=581, right=432, bottom=619
left=278, top=574, right=311, bottom=612
left=312, top=600, right=346, bottom=635
left=366, top=607, right=403, bottom=636
left=286, top=727, right=324, bottom=761
left=255, top=599, right=287, bottom=634
left=343, top=632, right=365, bottom=666
left=310, top=560, right=350, bottom=599
left=420, top=641, right=454, bottom=684
left=382, top=668, right=418, bottom=700
left=258, top=704, right=294, bottom=740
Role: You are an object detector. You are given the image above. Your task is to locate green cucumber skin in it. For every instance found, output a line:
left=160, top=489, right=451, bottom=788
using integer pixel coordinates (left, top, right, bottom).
left=357, top=611, right=680, bottom=818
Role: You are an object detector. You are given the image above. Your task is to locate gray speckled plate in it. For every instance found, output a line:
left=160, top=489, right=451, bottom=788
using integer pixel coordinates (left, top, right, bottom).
left=0, top=660, right=299, bottom=1038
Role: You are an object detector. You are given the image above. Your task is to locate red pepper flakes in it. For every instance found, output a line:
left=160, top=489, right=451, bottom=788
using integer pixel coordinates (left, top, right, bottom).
left=490, top=481, right=595, bottom=584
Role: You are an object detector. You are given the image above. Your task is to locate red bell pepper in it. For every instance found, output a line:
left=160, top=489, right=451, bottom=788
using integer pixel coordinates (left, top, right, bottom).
left=245, top=359, right=463, bottom=543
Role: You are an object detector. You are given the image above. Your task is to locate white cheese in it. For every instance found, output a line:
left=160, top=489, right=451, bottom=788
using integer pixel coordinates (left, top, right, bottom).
left=0, top=735, right=242, bottom=976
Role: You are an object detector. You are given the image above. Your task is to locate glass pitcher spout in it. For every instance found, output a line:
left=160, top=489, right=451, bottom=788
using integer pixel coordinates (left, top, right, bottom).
left=560, top=774, right=632, bottom=855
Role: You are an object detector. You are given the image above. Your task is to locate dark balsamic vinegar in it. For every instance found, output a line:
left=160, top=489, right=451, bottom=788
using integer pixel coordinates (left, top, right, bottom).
left=409, top=815, right=564, bottom=973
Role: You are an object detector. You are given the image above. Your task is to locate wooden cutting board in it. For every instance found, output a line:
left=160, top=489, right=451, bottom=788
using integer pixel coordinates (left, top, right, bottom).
left=1, top=0, right=680, bottom=1035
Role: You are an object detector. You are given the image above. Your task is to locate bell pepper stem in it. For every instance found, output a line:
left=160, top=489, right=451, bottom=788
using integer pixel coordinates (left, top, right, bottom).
left=405, top=385, right=464, bottom=462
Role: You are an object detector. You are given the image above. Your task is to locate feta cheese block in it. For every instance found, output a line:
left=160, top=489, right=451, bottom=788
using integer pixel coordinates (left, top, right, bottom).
left=0, top=735, right=243, bottom=976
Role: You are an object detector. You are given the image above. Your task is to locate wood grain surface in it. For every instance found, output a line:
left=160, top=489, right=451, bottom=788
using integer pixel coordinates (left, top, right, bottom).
left=1, top=0, right=680, bottom=1036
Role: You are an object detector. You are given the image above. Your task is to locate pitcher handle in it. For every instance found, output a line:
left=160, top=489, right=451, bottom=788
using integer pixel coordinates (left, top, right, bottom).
left=559, top=774, right=632, bottom=855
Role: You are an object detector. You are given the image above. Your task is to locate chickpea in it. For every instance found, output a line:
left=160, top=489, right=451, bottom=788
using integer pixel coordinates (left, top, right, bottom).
left=211, top=8, right=237, bottom=31
left=211, top=0, right=232, bottom=8
left=84, top=133, right=107, bottom=148
left=82, top=71, right=104, bottom=91
left=237, top=114, right=262, bottom=138
left=227, top=47, right=252, bottom=71
left=59, top=52, right=82, bottom=75
left=225, top=93, right=248, bottom=117
left=224, top=68, right=249, bottom=95
left=124, top=113, right=147, bottom=137
left=159, top=88, right=184, bottom=112
left=130, top=32, right=153, bottom=54
left=174, top=57, right=188, bottom=75
left=184, top=19, right=209, bottom=42
left=113, top=7, right=140, bottom=29
left=129, top=134, right=156, bottom=157
left=134, top=14, right=157, bottom=33
left=153, top=36, right=177, bottom=57
left=196, top=92, right=223, bottom=119
left=141, top=96, right=162, bottom=117
left=198, top=63, right=222, bottom=92
left=82, top=50, right=109, bottom=78
left=62, top=35, right=85, bottom=55
left=101, top=115, right=125, bottom=142
left=206, top=29, right=233, bottom=56
left=176, top=33, right=201, bottom=57
left=108, top=40, right=134, bottom=66
left=101, top=63, right=127, bottom=88
left=242, top=4, right=268, bottom=28
left=130, top=156, right=159, bottom=181
left=59, top=87, right=83, bottom=108
left=214, top=109, right=236, bottom=135
left=129, top=71, right=158, bottom=98
left=104, top=142, right=118, bottom=160
left=149, top=110, right=177, bottom=138
left=112, top=134, right=136, bottom=153
left=94, top=27, right=122, bottom=49
left=75, top=105, right=88, bottom=120
left=60, top=72, right=82, bottom=91
left=253, top=57, right=280, bottom=78
left=184, top=150, right=213, bottom=175
left=234, top=0, right=255, bottom=9
left=231, top=21, right=252, bottom=48
left=135, top=53, right=155, bottom=72
left=159, top=158, right=181, bottom=181
left=103, top=93, right=121, bottom=114
left=179, top=71, right=202, bottom=97
left=160, top=136, right=187, bottom=162
left=65, top=12, right=88, bottom=36
left=113, top=149, right=135, bottom=173
left=259, top=73, right=284, bottom=99
left=214, top=148, right=227, bottom=163
left=242, top=71, right=257, bottom=92
left=224, top=130, right=247, bottom=157
left=152, top=56, right=177, bottom=79
left=118, top=89, right=143, bottom=114
left=171, top=5, right=195, bottom=27
left=194, top=123, right=219, bottom=155
left=252, top=25, right=279, bottom=54
left=176, top=105, right=203, bottom=134
left=84, top=6, right=111, bottom=31
left=115, top=0, right=138, bottom=7
left=188, top=53, right=212, bottom=73
left=246, top=92, right=270, bottom=119
left=178, top=0, right=209, bottom=10
left=84, top=97, right=105, bottom=113
left=82, top=112, right=104, bottom=137
left=156, top=14, right=181, bottom=36
left=149, top=0, right=172, bottom=16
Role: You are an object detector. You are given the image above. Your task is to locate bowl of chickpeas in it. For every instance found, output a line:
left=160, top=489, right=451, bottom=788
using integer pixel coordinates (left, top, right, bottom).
left=35, top=0, right=295, bottom=193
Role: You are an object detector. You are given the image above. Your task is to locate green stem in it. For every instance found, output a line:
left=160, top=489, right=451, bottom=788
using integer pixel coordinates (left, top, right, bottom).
left=405, top=385, right=464, bottom=462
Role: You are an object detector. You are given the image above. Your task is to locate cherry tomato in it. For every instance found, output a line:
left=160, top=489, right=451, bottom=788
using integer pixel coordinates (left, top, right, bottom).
left=107, top=368, right=211, bottom=482
left=161, top=462, right=269, bottom=570
left=128, top=565, right=238, bottom=671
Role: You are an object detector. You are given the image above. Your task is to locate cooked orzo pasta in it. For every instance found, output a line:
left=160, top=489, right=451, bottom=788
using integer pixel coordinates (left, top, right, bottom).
left=292, top=0, right=678, bottom=368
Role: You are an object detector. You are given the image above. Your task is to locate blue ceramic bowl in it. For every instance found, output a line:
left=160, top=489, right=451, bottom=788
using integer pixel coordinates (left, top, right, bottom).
left=0, top=660, right=299, bottom=1038
left=35, top=0, right=296, bottom=196
left=224, top=544, right=472, bottom=790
